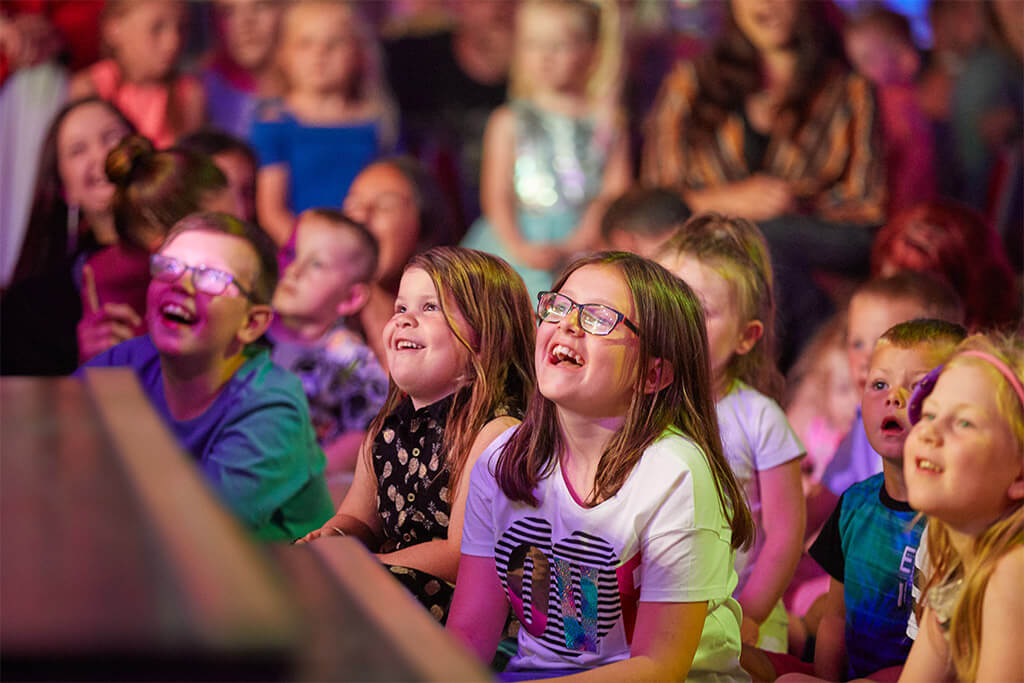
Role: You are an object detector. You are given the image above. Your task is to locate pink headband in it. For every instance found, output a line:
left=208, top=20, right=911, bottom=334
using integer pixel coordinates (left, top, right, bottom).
left=958, top=350, right=1024, bottom=409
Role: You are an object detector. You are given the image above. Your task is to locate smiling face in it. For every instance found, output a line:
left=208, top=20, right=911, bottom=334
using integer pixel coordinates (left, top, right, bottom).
left=57, top=102, right=131, bottom=215
left=847, top=292, right=931, bottom=395
left=905, top=361, right=1024, bottom=536
left=146, top=230, right=262, bottom=360
left=731, top=0, right=799, bottom=52
left=281, top=2, right=361, bottom=95
left=862, top=341, right=948, bottom=463
left=273, top=215, right=361, bottom=324
left=536, top=264, right=641, bottom=420
left=383, top=267, right=472, bottom=409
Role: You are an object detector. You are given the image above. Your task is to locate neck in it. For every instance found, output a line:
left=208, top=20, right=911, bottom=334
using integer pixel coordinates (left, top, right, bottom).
left=531, top=88, right=589, bottom=117
left=760, top=48, right=797, bottom=93
left=714, top=374, right=735, bottom=402
left=453, top=27, right=511, bottom=85
left=85, top=209, right=118, bottom=246
left=272, top=314, right=335, bottom=343
left=287, top=89, right=360, bottom=121
left=882, top=457, right=909, bottom=502
left=159, top=350, right=247, bottom=421
left=556, top=407, right=623, bottom=466
left=946, top=526, right=975, bottom=562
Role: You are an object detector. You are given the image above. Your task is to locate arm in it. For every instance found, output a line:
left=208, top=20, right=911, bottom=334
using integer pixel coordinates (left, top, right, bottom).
left=373, top=416, right=520, bottom=583
left=178, top=79, right=206, bottom=138
left=974, top=547, right=1024, bottom=682
left=255, top=164, right=295, bottom=247
left=68, top=69, right=96, bottom=99
left=738, top=458, right=806, bottom=638
left=565, top=116, right=632, bottom=254
left=446, top=553, right=510, bottom=663
left=814, top=577, right=848, bottom=680
left=898, top=607, right=953, bottom=683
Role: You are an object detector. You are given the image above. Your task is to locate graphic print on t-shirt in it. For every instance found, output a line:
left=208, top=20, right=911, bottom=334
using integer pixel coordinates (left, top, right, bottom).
left=496, top=517, right=639, bottom=657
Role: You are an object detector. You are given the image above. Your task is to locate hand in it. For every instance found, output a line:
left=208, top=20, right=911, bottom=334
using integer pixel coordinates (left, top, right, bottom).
left=702, top=175, right=794, bottom=221
left=293, top=522, right=345, bottom=544
left=77, top=266, right=143, bottom=363
left=741, top=615, right=761, bottom=646
left=510, top=241, right=567, bottom=272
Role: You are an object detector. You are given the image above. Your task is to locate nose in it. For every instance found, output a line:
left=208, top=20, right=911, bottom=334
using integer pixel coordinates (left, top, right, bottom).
left=345, top=201, right=369, bottom=224
left=394, top=310, right=415, bottom=328
left=886, top=386, right=908, bottom=409
left=556, top=305, right=584, bottom=335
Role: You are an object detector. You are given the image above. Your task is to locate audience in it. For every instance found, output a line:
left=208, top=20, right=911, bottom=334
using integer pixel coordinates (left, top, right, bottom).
left=177, top=128, right=259, bottom=222
left=600, top=186, right=691, bottom=258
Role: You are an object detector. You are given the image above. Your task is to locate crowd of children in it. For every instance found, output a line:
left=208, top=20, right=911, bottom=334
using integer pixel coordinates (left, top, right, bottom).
left=1, top=1, right=1022, bottom=681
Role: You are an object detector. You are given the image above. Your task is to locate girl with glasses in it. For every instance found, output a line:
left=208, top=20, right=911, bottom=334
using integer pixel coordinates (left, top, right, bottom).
left=448, top=251, right=754, bottom=681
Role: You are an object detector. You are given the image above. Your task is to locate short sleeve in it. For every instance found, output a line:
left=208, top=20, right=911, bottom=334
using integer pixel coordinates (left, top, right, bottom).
left=460, top=431, right=510, bottom=557
left=809, top=494, right=847, bottom=582
left=249, top=103, right=289, bottom=168
left=750, top=393, right=806, bottom=470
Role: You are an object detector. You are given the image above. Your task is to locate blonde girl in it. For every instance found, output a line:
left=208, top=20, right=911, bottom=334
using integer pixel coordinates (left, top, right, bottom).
left=901, top=334, right=1024, bottom=682
left=448, top=252, right=754, bottom=680
left=252, top=0, right=395, bottom=247
left=70, top=0, right=204, bottom=148
left=658, top=213, right=806, bottom=652
left=462, top=0, right=631, bottom=298
left=298, top=247, right=535, bottom=623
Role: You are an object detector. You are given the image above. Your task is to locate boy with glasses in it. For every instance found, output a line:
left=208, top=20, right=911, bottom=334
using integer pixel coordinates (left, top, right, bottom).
left=80, top=212, right=334, bottom=541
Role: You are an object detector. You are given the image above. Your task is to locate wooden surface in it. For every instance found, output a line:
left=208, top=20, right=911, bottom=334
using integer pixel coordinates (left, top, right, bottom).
left=0, top=372, right=490, bottom=682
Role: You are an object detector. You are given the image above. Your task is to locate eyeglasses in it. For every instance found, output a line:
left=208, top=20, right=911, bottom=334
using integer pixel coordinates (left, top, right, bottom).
left=150, top=254, right=256, bottom=301
left=536, top=291, right=639, bottom=336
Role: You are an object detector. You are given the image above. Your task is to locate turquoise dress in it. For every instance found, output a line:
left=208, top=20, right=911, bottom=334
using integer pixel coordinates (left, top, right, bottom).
left=462, top=100, right=612, bottom=298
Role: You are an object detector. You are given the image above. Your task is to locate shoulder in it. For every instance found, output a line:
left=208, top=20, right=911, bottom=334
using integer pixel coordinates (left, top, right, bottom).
left=843, top=472, right=885, bottom=504
left=486, top=104, right=516, bottom=133
left=82, top=335, right=159, bottom=370
left=986, top=546, right=1024, bottom=603
left=230, top=350, right=309, bottom=412
left=639, top=430, right=711, bottom=482
left=252, top=98, right=291, bottom=125
left=475, top=422, right=520, bottom=471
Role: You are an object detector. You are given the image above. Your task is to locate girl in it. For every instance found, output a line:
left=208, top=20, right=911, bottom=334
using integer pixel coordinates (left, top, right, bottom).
left=69, top=0, right=204, bottom=149
left=658, top=214, right=806, bottom=653
left=448, top=252, right=754, bottom=680
left=252, top=0, right=395, bottom=247
left=462, top=0, right=631, bottom=298
left=298, top=247, right=535, bottom=623
left=900, top=334, right=1024, bottom=683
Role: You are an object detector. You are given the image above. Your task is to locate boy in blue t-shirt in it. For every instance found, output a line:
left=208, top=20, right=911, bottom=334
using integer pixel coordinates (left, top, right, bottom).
left=82, top=212, right=334, bottom=541
left=809, top=319, right=966, bottom=680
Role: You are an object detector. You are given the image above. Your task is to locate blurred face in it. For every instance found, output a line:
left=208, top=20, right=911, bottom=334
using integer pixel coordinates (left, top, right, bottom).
left=214, top=0, right=283, bottom=71
left=846, top=292, right=930, bottom=395
left=845, top=27, right=904, bottom=86
left=384, top=268, right=471, bottom=409
left=107, top=0, right=187, bottom=83
left=517, top=3, right=595, bottom=95
left=57, top=102, right=131, bottom=215
left=273, top=216, right=360, bottom=323
left=877, top=221, right=945, bottom=277
left=343, top=163, right=420, bottom=284
left=906, top=362, right=1023, bottom=536
left=661, top=254, right=748, bottom=394
left=146, top=230, right=261, bottom=359
left=536, top=264, right=642, bottom=420
left=862, top=342, right=946, bottom=463
left=281, top=2, right=361, bottom=94
left=731, top=0, right=799, bottom=52
left=212, top=150, right=256, bottom=221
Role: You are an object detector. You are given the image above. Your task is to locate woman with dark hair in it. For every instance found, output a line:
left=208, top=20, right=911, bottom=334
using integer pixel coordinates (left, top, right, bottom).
left=643, top=0, right=886, bottom=365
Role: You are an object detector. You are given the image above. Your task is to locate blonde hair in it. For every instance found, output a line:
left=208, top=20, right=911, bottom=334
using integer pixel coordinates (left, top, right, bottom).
left=918, top=333, right=1024, bottom=682
left=509, top=0, right=622, bottom=110
left=661, top=213, right=784, bottom=402
left=277, top=0, right=397, bottom=146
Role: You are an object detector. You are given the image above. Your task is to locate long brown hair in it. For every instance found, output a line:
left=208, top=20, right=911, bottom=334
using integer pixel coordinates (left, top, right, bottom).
left=494, top=252, right=754, bottom=551
left=660, top=213, right=784, bottom=402
left=364, top=247, right=536, bottom=502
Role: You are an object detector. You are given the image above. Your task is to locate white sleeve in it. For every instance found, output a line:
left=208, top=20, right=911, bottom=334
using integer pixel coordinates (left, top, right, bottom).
left=751, top=394, right=806, bottom=471
left=459, top=434, right=506, bottom=558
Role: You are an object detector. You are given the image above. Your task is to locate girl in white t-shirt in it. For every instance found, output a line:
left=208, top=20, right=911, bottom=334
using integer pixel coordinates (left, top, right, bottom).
left=658, top=214, right=806, bottom=653
left=448, top=251, right=754, bottom=681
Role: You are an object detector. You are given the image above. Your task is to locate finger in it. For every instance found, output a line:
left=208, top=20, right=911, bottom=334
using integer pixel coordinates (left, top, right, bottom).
left=102, top=302, right=143, bottom=328
left=83, top=265, right=100, bottom=314
left=107, top=321, right=139, bottom=342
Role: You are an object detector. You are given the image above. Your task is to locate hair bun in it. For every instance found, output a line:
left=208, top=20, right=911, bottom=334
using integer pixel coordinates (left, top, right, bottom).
left=105, top=134, right=155, bottom=187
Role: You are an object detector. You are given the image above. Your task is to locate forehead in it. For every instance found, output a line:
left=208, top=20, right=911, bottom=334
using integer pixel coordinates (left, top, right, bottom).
left=663, top=254, right=734, bottom=298
left=348, top=163, right=414, bottom=198
left=930, top=362, right=1003, bottom=410
left=126, top=0, right=185, bottom=24
left=161, top=230, right=258, bottom=280
left=284, top=2, right=351, bottom=34
left=870, top=342, right=945, bottom=374
left=849, top=293, right=928, bottom=335
left=397, top=267, right=438, bottom=297
left=297, top=217, right=359, bottom=249
left=559, top=264, right=634, bottom=314
left=59, top=103, right=126, bottom=145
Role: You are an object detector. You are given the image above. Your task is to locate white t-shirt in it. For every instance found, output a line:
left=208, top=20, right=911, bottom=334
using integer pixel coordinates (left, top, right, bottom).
left=716, top=381, right=805, bottom=592
left=462, top=426, right=749, bottom=681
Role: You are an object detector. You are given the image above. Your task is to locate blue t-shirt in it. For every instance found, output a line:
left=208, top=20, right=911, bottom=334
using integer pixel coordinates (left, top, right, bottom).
left=81, top=335, right=334, bottom=541
left=249, top=101, right=380, bottom=213
left=809, top=473, right=925, bottom=679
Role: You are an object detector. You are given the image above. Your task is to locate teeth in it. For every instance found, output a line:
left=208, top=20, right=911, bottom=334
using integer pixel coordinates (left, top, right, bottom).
left=552, top=344, right=583, bottom=366
left=917, top=459, right=943, bottom=473
left=396, top=340, right=423, bottom=350
left=160, top=303, right=195, bottom=322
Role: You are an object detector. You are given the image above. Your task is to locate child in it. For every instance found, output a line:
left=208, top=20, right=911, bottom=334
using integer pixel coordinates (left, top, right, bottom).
left=809, top=319, right=967, bottom=680
left=461, top=0, right=631, bottom=297
left=177, top=129, right=259, bottom=222
left=267, top=209, right=388, bottom=475
left=251, top=0, right=394, bottom=247
left=901, top=334, right=1024, bottom=682
left=80, top=211, right=335, bottom=541
left=600, top=186, right=691, bottom=258
left=448, top=252, right=754, bottom=680
left=658, top=213, right=806, bottom=653
left=77, top=134, right=235, bottom=363
left=297, top=247, right=536, bottom=623
left=69, top=0, right=204, bottom=149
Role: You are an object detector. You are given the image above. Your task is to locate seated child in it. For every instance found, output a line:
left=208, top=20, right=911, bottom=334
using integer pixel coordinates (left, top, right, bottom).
left=601, top=186, right=691, bottom=258
left=80, top=211, right=334, bottom=541
left=267, top=209, right=388, bottom=474
left=900, top=333, right=1024, bottom=682
left=809, top=319, right=967, bottom=680
left=177, top=129, right=259, bottom=222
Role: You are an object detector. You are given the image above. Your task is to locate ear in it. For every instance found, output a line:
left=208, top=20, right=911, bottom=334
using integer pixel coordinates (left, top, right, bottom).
left=1008, top=464, right=1024, bottom=502
left=237, top=304, right=274, bottom=344
left=644, top=358, right=674, bottom=395
left=734, top=319, right=764, bottom=357
left=336, top=282, right=370, bottom=318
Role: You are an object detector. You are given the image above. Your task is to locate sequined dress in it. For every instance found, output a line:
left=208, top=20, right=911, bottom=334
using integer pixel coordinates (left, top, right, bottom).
left=462, top=99, right=612, bottom=297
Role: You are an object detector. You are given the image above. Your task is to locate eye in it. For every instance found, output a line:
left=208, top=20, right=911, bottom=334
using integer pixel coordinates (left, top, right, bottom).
left=870, top=380, right=888, bottom=391
left=956, top=418, right=974, bottom=429
left=394, top=304, right=407, bottom=314
left=921, top=411, right=936, bottom=421
left=423, top=302, right=439, bottom=312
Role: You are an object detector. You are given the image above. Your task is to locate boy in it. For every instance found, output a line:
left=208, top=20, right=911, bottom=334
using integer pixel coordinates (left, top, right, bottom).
left=267, top=209, right=388, bottom=474
left=600, top=187, right=690, bottom=258
left=81, top=212, right=334, bottom=541
left=810, top=319, right=967, bottom=680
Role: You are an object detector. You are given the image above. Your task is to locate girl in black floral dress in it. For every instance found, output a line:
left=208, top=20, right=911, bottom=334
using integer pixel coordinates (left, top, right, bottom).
left=298, top=247, right=535, bottom=622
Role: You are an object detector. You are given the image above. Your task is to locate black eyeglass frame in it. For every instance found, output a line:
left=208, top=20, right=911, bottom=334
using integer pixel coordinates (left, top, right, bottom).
left=536, top=291, right=640, bottom=336
left=150, top=253, right=257, bottom=302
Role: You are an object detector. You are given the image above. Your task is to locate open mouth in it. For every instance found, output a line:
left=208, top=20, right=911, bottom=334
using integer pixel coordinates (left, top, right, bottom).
left=915, top=458, right=943, bottom=473
left=549, top=344, right=584, bottom=367
left=160, top=302, right=197, bottom=326
left=880, top=417, right=904, bottom=436
left=396, top=340, right=424, bottom=350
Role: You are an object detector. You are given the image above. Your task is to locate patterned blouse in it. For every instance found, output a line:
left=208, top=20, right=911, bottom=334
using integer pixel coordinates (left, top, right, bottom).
left=642, top=61, right=887, bottom=226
